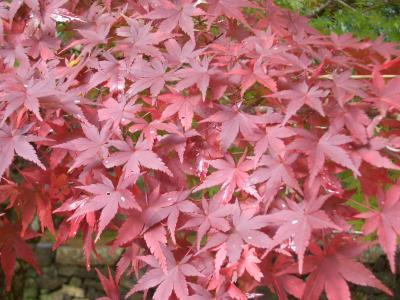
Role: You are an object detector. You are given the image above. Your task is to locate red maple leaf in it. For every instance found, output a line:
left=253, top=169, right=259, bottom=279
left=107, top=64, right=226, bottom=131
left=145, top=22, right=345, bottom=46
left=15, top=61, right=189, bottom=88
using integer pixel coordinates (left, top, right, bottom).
left=288, top=129, right=359, bottom=184
left=98, top=95, right=142, bottom=129
left=200, top=105, right=264, bottom=150
left=116, top=18, right=168, bottom=58
left=268, top=81, right=329, bottom=124
left=260, top=253, right=305, bottom=300
left=64, top=175, right=141, bottom=241
left=96, top=268, right=120, bottom=300
left=127, top=58, right=178, bottom=98
left=164, top=39, right=203, bottom=65
left=368, top=69, right=400, bottom=113
left=263, top=194, right=342, bottom=273
left=144, top=0, right=205, bottom=41
left=0, top=219, right=41, bottom=291
left=54, top=121, right=112, bottom=171
left=0, top=123, right=46, bottom=178
left=246, top=154, right=301, bottom=201
left=204, top=201, right=271, bottom=263
left=253, top=125, right=295, bottom=162
left=0, top=76, right=56, bottom=123
left=357, top=184, right=400, bottom=273
left=181, top=196, right=234, bottom=249
left=104, top=135, right=172, bottom=178
left=302, top=235, right=392, bottom=300
left=193, top=153, right=255, bottom=201
left=126, top=248, right=203, bottom=300
left=159, top=91, right=201, bottom=131
left=175, top=57, right=218, bottom=100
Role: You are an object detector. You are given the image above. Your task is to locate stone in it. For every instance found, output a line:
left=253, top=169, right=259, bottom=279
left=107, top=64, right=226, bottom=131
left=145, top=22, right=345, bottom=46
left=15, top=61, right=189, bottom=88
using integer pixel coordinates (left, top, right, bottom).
left=38, top=266, right=67, bottom=290
left=22, top=278, right=38, bottom=300
left=55, top=245, right=122, bottom=267
left=61, top=284, right=85, bottom=298
left=58, top=265, right=101, bottom=279
left=86, top=287, right=103, bottom=299
left=35, top=242, right=55, bottom=267
left=83, top=278, right=102, bottom=290
left=69, top=277, right=82, bottom=287
left=40, top=290, right=63, bottom=300
left=58, top=266, right=82, bottom=277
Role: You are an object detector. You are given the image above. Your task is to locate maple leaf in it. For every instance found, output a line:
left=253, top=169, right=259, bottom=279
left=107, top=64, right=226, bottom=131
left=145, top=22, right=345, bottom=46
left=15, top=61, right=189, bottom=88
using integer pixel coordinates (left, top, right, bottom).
left=330, top=32, right=369, bottom=50
left=159, top=91, right=201, bottom=131
left=246, top=154, right=301, bottom=201
left=0, top=220, right=41, bottom=291
left=54, top=121, right=112, bottom=171
left=368, top=69, right=400, bottom=113
left=113, top=186, right=175, bottom=247
left=267, top=81, right=329, bottom=124
left=288, top=129, right=359, bottom=184
left=0, top=77, right=56, bottom=123
left=115, top=244, right=141, bottom=283
left=330, top=104, right=370, bottom=144
left=144, top=0, right=205, bottom=41
left=261, top=253, right=305, bottom=300
left=234, top=245, right=263, bottom=281
left=357, top=136, right=400, bottom=170
left=229, top=61, right=277, bottom=96
left=164, top=39, right=203, bottom=66
left=67, top=175, right=141, bottom=241
left=356, top=184, right=400, bottom=273
left=13, top=168, right=71, bottom=235
left=175, top=57, right=218, bottom=100
left=200, top=105, right=264, bottom=150
left=181, top=197, right=234, bottom=249
left=206, top=201, right=272, bottom=263
left=144, top=189, right=198, bottom=243
left=9, top=0, right=39, bottom=22
left=263, top=195, right=342, bottom=274
left=104, top=135, right=172, bottom=178
left=128, top=117, right=179, bottom=147
left=330, top=71, right=367, bottom=107
left=302, top=235, right=392, bottom=300
left=127, top=58, right=177, bottom=98
left=193, top=153, right=255, bottom=201
left=64, top=24, right=112, bottom=55
left=206, top=0, right=255, bottom=27
left=126, top=249, right=203, bottom=300
left=0, top=123, right=46, bottom=178
left=98, top=95, right=142, bottom=129
left=96, top=268, right=120, bottom=300
left=87, top=52, right=133, bottom=92
left=143, top=224, right=169, bottom=273
left=116, top=18, right=168, bottom=58
left=253, top=125, right=294, bottom=162
left=369, top=35, right=400, bottom=60
left=23, top=28, right=61, bottom=61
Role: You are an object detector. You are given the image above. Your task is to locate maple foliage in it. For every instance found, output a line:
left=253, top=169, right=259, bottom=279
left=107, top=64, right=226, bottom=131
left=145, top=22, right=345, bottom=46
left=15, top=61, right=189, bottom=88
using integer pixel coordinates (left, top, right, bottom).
left=0, top=0, right=400, bottom=299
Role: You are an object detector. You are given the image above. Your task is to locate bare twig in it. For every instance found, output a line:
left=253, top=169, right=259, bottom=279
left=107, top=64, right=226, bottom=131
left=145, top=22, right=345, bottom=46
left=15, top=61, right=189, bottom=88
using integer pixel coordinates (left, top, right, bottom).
left=317, top=74, right=398, bottom=80
left=335, top=0, right=357, bottom=11
left=305, top=0, right=333, bottom=18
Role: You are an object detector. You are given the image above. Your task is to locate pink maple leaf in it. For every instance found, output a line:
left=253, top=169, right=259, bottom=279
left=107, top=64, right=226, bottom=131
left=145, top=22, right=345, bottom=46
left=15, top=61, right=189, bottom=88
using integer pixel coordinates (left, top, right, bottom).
left=144, top=0, right=205, bottom=41
left=0, top=123, right=46, bottom=178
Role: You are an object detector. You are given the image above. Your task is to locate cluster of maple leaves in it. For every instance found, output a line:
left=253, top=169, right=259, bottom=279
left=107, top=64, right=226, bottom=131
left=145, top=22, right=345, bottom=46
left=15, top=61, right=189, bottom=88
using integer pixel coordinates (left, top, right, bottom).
left=0, top=0, right=400, bottom=299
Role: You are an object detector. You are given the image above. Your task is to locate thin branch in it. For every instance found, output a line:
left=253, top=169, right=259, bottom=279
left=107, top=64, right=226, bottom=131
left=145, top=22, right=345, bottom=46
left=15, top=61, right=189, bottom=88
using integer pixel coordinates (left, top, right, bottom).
left=335, top=0, right=357, bottom=11
left=305, top=0, right=333, bottom=18
left=317, top=74, right=398, bottom=80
